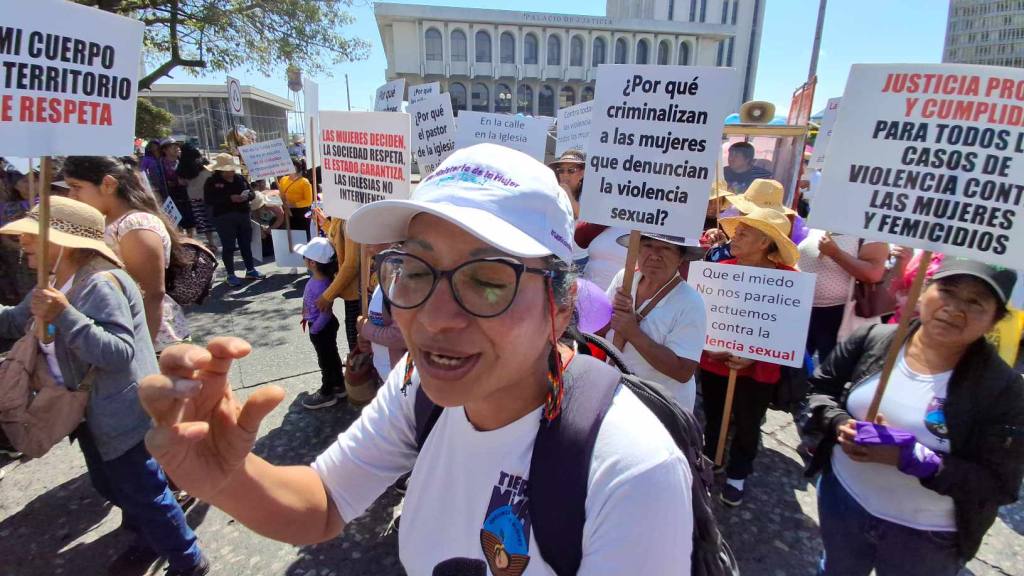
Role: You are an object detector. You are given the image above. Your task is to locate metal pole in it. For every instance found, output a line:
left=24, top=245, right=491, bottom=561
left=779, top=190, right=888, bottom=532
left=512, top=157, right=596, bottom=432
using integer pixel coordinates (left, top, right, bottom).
left=345, top=74, right=352, bottom=111
left=807, top=0, right=827, bottom=81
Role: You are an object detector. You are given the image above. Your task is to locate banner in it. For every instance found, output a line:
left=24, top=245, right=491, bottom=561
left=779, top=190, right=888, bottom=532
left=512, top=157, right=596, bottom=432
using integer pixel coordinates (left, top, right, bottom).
left=454, top=111, right=553, bottom=161
left=319, top=111, right=411, bottom=220
left=809, top=63, right=1024, bottom=268
left=161, top=196, right=182, bottom=227
left=408, top=93, right=456, bottom=176
left=688, top=262, right=816, bottom=368
left=556, top=101, right=593, bottom=155
left=227, top=76, right=244, bottom=116
left=409, top=81, right=440, bottom=105
left=0, top=0, right=144, bottom=156
left=580, top=65, right=738, bottom=238
left=238, top=139, right=294, bottom=181
left=374, top=78, right=405, bottom=112
left=303, top=78, right=319, bottom=166
left=809, top=97, right=840, bottom=171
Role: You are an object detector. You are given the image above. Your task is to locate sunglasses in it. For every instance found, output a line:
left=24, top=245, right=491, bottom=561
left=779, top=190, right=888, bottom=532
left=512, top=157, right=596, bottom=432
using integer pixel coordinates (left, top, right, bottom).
left=553, top=167, right=581, bottom=176
left=374, top=250, right=553, bottom=318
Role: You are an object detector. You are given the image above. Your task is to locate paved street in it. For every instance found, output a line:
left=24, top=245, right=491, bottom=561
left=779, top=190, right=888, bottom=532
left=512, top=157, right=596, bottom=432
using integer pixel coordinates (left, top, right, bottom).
left=1, top=263, right=1021, bottom=576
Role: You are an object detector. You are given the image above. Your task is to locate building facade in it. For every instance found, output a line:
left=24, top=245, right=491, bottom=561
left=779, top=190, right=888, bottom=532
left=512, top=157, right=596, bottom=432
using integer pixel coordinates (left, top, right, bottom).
left=142, top=84, right=293, bottom=152
left=944, top=0, right=1024, bottom=67
left=375, top=0, right=765, bottom=116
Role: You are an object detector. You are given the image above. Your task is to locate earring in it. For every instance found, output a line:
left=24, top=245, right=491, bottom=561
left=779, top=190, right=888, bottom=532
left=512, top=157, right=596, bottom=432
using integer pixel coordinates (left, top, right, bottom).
left=17, top=248, right=24, bottom=265
left=400, top=355, right=416, bottom=397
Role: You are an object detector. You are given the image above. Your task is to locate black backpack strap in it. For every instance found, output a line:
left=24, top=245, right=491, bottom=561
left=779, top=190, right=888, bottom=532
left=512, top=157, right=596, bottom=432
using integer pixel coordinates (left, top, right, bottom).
left=413, top=380, right=443, bottom=451
left=528, top=354, right=622, bottom=576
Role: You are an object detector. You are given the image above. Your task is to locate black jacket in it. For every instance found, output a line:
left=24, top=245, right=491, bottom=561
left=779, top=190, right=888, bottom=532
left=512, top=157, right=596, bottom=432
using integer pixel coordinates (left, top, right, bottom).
left=204, top=173, right=251, bottom=217
left=802, top=321, right=1024, bottom=561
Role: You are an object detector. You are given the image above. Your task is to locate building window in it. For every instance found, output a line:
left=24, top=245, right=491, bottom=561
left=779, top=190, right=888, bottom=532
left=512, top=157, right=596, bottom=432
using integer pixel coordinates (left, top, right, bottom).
left=559, top=86, right=576, bottom=109
left=451, top=30, right=467, bottom=62
left=547, top=35, right=562, bottom=65
left=495, top=83, right=513, bottom=112
left=615, top=38, right=628, bottom=63
left=658, top=40, right=670, bottom=64
left=518, top=84, right=534, bottom=114
left=581, top=86, right=595, bottom=102
left=593, top=37, right=607, bottom=67
left=636, top=39, right=649, bottom=64
left=732, top=0, right=740, bottom=24
left=721, top=0, right=730, bottom=23
left=524, top=33, right=539, bottom=64
left=570, top=35, right=585, bottom=66
left=450, top=82, right=468, bottom=112
left=472, top=82, right=489, bottom=111
left=678, top=41, right=690, bottom=65
left=476, top=31, right=492, bottom=63
left=425, top=28, right=443, bottom=61
left=539, top=85, right=555, bottom=116
left=500, top=32, right=515, bottom=64
left=689, top=0, right=697, bottom=21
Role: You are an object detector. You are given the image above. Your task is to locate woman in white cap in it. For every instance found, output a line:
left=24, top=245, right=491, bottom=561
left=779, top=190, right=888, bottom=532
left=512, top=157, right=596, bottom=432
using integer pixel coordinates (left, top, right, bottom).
left=0, top=197, right=209, bottom=576
left=138, top=144, right=693, bottom=574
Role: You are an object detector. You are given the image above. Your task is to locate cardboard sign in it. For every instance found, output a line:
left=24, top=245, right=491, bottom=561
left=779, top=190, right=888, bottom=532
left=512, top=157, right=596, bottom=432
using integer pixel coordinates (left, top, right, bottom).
left=409, top=82, right=440, bottom=105
left=408, top=93, right=456, bottom=176
left=303, top=78, right=319, bottom=166
left=580, top=65, right=738, bottom=238
left=319, top=111, right=411, bottom=220
left=161, top=196, right=182, bottom=226
left=238, top=139, right=294, bottom=180
left=688, top=262, right=815, bottom=368
left=556, top=101, right=594, bottom=155
left=227, top=76, right=244, bottom=116
left=454, top=111, right=553, bottom=161
left=0, top=0, right=144, bottom=156
left=810, top=97, right=841, bottom=170
left=374, top=79, right=405, bottom=112
left=810, top=63, right=1024, bottom=268
left=250, top=220, right=264, bottom=263
left=271, top=228, right=306, bottom=268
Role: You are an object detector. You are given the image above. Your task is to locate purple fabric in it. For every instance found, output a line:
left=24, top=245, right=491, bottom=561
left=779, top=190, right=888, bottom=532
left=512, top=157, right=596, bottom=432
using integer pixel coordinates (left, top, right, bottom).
left=791, top=215, right=809, bottom=245
left=854, top=422, right=941, bottom=479
left=303, top=277, right=334, bottom=334
left=898, top=443, right=943, bottom=479
left=853, top=422, right=916, bottom=447
left=575, top=278, right=612, bottom=333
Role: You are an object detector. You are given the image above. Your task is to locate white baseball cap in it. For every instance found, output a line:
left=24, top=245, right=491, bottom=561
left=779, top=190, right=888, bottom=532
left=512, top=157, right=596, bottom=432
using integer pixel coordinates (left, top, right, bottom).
left=294, top=237, right=335, bottom=264
left=346, top=143, right=575, bottom=263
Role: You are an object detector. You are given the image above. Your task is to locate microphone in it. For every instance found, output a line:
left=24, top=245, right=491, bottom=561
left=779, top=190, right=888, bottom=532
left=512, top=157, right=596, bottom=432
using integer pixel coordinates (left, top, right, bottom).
left=432, top=557, right=487, bottom=576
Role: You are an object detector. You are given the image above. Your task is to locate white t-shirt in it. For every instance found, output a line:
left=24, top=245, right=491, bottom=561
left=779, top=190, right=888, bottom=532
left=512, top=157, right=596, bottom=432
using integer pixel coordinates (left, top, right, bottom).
left=39, top=276, right=74, bottom=386
left=583, top=227, right=629, bottom=292
left=312, top=356, right=693, bottom=575
left=367, top=287, right=392, bottom=379
left=796, top=230, right=863, bottom=308
left=604, top=269, right=706, bottom=412
left=832, top=348, right=956, bottom=531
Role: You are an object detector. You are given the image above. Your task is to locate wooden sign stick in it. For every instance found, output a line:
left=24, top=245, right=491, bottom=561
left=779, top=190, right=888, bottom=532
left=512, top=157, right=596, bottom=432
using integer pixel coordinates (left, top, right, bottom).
left=359, top=244, right=370, bottom=316
left=309, top=116, right=321, bottom=236
left=864, top=250, right=932, bottom=421
left=714, top=368, right=739, bottom=466
left=613, top=230, right=642, bottom=350
left=36, top=157, right=53, bottom=342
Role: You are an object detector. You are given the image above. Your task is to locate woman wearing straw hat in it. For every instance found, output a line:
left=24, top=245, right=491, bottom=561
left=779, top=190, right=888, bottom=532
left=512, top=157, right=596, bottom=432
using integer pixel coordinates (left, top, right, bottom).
left=204, top=153, right=264, bottom=287
left=700, top=206, right=801, bottom=507
left=704, top=178, right=809, bottom=261
left=0, top=197, right=209, bottom=576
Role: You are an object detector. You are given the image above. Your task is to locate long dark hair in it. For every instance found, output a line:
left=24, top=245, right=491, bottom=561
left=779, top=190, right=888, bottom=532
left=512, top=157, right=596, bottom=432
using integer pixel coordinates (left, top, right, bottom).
left=62, top=155, right=186, bottom=268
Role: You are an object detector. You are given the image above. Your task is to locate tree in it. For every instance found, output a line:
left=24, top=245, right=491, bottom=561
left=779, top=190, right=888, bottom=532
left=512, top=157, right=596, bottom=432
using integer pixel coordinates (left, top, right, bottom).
left=135, top=97, right=175, bottom=139
left=75, top=0, right=370, bottom=90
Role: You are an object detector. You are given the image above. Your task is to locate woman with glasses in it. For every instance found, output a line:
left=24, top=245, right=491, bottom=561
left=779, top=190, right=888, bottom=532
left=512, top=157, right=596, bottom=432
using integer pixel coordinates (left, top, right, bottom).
left=138, top=144, right=693, bottom=574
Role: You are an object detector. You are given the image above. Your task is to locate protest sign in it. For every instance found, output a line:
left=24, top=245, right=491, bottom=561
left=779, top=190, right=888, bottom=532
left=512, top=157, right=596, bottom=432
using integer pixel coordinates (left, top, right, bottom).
left=454, top=111, right=553, bottom=161
left=409, top=81, right=440, bottom=105
left=579, top=65, right=739, bottom=238
left=556, top=101, right=594, bottom=155
left=809, top=97, right=840, bottom=170
left=271, top=229, right=307, bottom=268
left=250, top=220, right=264, bottom=263
left=319, top=111, right=411, bottom=220
left=227, top=76, right=244, bottom=116
left=810, top=63, right=1024, bottom=269
left=161, top=196, right=183, bottom=227
left=374, top=79, right=406, bottom=112
left=238, top=139, right=294, bottom=181
left=303, top=78, right=319, bottom=167
left=408, top=93, right=456, bottom=176
left=0, top=0, right=144, bottom=156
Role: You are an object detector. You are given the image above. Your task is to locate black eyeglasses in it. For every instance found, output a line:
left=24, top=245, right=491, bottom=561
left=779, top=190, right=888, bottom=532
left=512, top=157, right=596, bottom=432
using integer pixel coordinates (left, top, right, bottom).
left=374, top=250, right=553, bottom=318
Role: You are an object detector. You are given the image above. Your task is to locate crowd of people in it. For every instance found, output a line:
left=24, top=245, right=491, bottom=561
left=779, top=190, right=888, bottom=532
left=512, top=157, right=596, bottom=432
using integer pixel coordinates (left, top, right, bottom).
left=0, top=137, right=1022, bottom=576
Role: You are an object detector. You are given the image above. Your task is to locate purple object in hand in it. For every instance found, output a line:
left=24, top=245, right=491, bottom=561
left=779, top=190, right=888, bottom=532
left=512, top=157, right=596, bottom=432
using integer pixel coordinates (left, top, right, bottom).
left=854, top=422, right=941, bottom=479
left=853, top=422, right=916, bottom=447
left=575, top=278, right=613, bottom=334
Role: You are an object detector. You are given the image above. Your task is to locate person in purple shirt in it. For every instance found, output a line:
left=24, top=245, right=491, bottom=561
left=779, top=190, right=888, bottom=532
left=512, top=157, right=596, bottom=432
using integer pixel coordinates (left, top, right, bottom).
left=296, top=237, right=347, bottom=409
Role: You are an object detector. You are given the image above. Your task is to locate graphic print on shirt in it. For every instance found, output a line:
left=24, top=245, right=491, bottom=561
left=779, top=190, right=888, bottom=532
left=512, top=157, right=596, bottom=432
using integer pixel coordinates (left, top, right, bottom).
left=924, top=396, right=949, bottom=445
left=479, top=470, right=532, bottom=576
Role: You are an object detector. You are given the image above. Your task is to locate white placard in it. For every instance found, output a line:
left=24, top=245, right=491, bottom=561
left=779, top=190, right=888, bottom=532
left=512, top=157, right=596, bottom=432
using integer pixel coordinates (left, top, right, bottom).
left=454, top=111, right=553, bottom=161
left=161, top=195, right=182, bottom=226
left=271, top=229, right=307, bottom=268
left=556, top=101, right=594, bottom=155
left=0, top=0, right=144, bottom=156
left=580, top=65, right=739, bottom=238
left=408, top=82, right=440, bottom=105
left=237, top=139, right=294, bottom=180
left=227, top=76, right=244, bottom=117
left=250, top=220, right=264, bottom=263
left=374, top=79, right=406, bottom=112
left=303, top=78, right=319, bottom=166
left=688, top=262, right=816, bottom=368
left=408, top=93, right=456, bottom=176
left=319, top=111, right=411, bottom=220
left=810, top=64, right=1024, bottom=269
left=810, top=97, right=841, bottom=170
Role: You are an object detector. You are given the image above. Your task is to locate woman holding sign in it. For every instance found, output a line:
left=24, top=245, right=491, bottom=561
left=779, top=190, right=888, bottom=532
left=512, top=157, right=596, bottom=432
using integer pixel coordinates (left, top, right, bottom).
left=803, top=259, right=1023, bottom=576
left=699, top=207, right=800, bottom=507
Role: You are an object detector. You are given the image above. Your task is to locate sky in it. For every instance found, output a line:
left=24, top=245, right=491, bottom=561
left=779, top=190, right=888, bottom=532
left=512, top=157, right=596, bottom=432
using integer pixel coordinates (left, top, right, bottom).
left=168, top=0, right=950, bottom=119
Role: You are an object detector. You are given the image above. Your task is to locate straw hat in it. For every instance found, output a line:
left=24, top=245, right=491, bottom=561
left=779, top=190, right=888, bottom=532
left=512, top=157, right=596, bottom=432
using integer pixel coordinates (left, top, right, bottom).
left=719, top=206, right=799, bottom=267
left=725, top=178, right=796, bottom=215
left=0, top=196, right=122, bottom=266
left=548, top=149, right=586, bottom=168
left=616, top=232, right=705, bottom=260
left=708, top=178, right=733, bottom=201
left=209, top=153, right=242, bottom=173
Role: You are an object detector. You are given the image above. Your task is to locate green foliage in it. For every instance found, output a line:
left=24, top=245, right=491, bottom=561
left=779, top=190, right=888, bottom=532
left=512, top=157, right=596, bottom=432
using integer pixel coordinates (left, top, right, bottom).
left=136, top=97, right=174, bottom=138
